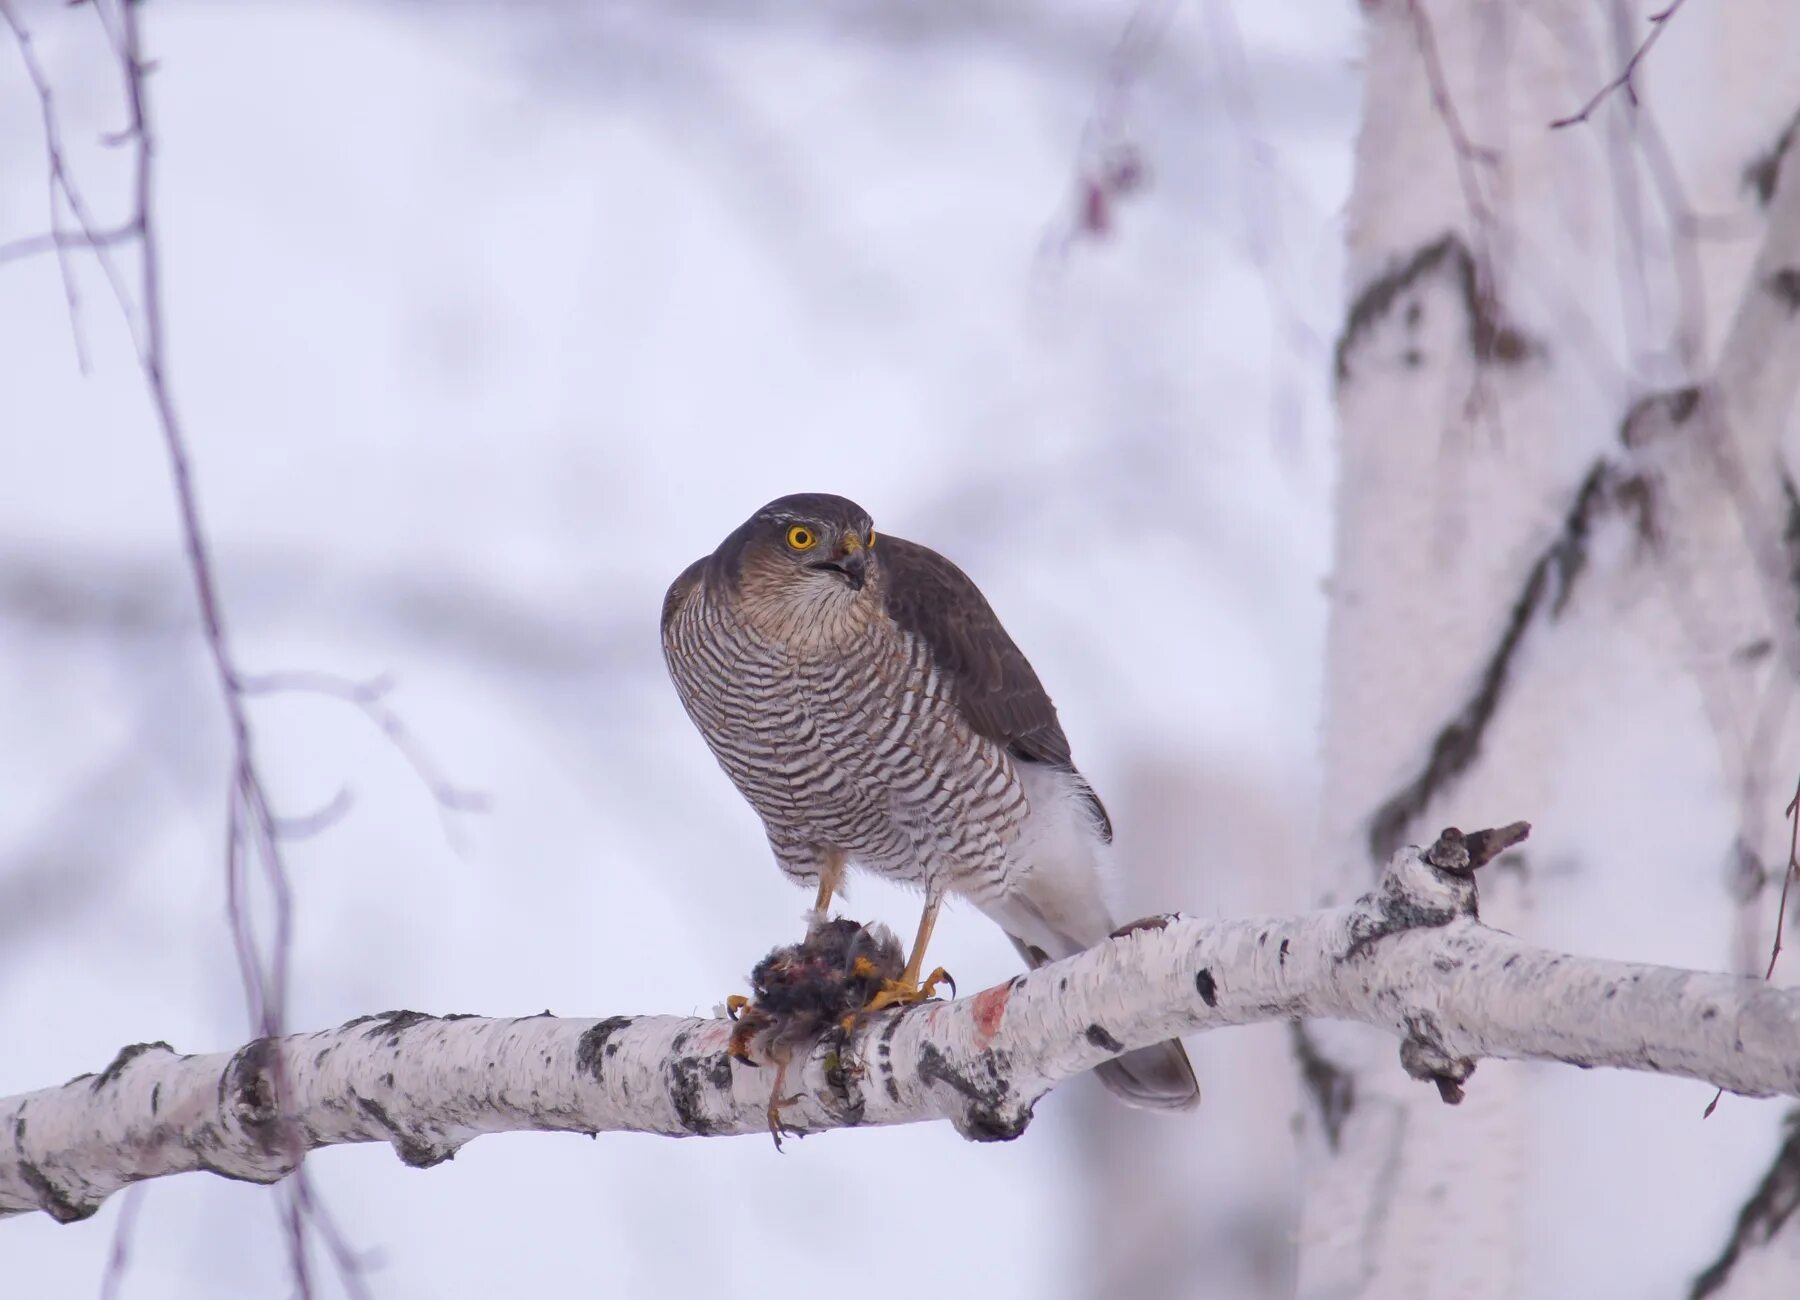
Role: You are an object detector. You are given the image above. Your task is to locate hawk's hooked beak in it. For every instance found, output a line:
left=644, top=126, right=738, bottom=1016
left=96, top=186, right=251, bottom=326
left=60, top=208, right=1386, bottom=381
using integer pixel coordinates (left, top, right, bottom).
left=810, top=538, right=866, bottom=590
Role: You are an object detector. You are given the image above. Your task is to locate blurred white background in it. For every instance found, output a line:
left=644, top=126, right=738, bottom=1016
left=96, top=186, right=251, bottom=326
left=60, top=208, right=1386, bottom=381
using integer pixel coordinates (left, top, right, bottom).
left=1, top=2, right=1356, bottom=1296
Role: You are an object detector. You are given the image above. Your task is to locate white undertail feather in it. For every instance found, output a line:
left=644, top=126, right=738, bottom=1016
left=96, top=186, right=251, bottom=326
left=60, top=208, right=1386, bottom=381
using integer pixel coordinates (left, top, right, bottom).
left=972, top=763, right=1118, bottom=960
left=976, top=764, right=1202, bottom=1111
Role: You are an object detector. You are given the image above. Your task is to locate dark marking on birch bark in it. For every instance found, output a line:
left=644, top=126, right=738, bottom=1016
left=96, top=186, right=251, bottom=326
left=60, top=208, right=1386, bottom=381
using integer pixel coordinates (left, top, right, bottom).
left=354, top=1095, right=450, bottom=1168
left=575, top=1016, right=634, bottom=1083
left=18, top=1154, right=94, bottom=1223
left=666, top=1051, right=735, bottom=1135
left=877, top=1008, right=905, bottom=1103
left=1348, top=846, right=1483, bottom=955
left=821, top=1027, right=865, bottom=1126
left=916, top=1044, right=1029, bottom=1142
left=1108, top=914, right=1175, bottom=938
left=1346, top=897, right=1461, bottom=959
left=1621, top=385, right=1702, bottom=448
left=1399, top=1014, right=1475, bottom=1104
left=91, top=1041, right=173, bottom=1093
left=1690, top=1109, right=1800, bottom=1299
left=1333, top=233, right=1538, bottom=385
left=1085, top=1025, right=1125, bottom=1054
left=1195, top=969, right=1219, bottom=1006
left=1728, top=835, right=1769, bottom=904
left=1290, top=1022, right=1355, bottom=1152
left=1279, top=938, right=1291, bottom=965
left=1744, top=107, right=1800, bottom=207
left=1735, top=638, right=1775, bottom=664
left=357, top=1010, right=434, bottom=1044
left=150, top=1083, right=162, bottom=1115
left=9, top=1107, right=89, bottom=1221
left=1781, top=478, right=1800, bottom=636
left=1367, top=463, right=1614, bottom=864
left=223, top=1038, right=283, bottom=1149
left=1767, top=269, right=1800, bottom=314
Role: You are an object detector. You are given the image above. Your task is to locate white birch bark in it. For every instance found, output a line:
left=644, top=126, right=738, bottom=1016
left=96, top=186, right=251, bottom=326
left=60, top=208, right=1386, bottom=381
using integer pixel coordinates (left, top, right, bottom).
left=1311, top=1, right=1800, bottom=1296
left=6, top=832, right=1800, bottom=1226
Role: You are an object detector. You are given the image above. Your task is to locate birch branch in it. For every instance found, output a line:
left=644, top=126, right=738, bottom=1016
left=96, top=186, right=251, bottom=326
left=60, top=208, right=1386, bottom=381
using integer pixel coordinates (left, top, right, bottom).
left=8, top=825, right=1800, bottom=1225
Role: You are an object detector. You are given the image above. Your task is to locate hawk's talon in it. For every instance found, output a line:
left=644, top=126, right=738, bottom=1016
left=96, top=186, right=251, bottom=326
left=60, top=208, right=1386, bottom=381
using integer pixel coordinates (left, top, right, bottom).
left=725, top=993, right=750, bottom=1021
left=766, top=1057, right=805, bottom=1151
left=860, top=965, right=955, bottom=1014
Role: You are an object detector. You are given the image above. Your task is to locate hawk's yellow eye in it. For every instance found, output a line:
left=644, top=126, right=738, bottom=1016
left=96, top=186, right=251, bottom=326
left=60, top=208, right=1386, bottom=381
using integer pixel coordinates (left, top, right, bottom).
left=787, top=525, right=818, bottom=551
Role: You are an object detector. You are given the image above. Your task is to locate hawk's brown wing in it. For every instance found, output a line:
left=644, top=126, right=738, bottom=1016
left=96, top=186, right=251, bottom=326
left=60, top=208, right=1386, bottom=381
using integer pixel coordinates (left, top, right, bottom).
left=877, top=535, right=1112, bottom=841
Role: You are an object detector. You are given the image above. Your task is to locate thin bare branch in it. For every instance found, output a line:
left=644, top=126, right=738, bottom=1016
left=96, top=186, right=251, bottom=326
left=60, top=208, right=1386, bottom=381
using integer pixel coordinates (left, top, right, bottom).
left=0, top=0, right=139, bottom=366
left=1549, top=0, right=1692, bottom=130
left=238, top=670, right=491, bottom=825
left=0, top=223, right=138, bottom=267
left=1038, top=0, right=1177, bottom=260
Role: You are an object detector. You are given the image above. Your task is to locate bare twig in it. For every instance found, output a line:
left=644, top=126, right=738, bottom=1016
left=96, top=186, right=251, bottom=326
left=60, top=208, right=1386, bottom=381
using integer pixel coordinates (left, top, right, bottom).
left=1767, top=774, right=1800, bottom=981
left=1549, top=0, right=1692, bottom=130
left=238, top=670, right=490, bottom=830
left=73, top=4, right=364, bottom=1292
left=1038, top=0, right=1178, bottom=260
left=1201, top=0, right=1324, bottom=452
left=1705, top=770, right=1800, bottom=1119
left=97, top=0, right=293, bottom=1046
left=0, top=223, right=138, bottom=267
left=0, top=0, right=139, bottom=366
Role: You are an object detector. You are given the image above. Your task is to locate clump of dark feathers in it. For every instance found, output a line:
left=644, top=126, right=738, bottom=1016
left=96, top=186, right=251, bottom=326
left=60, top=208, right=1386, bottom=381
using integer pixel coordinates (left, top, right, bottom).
left=728, top=917, right=905, bottom=1065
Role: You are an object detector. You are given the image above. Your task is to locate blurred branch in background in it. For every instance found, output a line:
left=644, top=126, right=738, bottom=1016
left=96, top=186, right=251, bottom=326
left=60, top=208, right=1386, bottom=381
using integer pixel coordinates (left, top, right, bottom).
left=0, top=3, right=487, bottom=1294
left=16, top=1, right=345, bottom=1288
left=0, top=726, right=180, bottom=960
left=0, top=549, right=653, bottom=681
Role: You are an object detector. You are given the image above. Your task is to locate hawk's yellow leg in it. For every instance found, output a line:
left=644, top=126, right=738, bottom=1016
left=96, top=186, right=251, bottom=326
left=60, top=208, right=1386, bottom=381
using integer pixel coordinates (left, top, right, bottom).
left=811, top=847, right=846, bottom=916
left=862, top=888, right=954, bottom=1012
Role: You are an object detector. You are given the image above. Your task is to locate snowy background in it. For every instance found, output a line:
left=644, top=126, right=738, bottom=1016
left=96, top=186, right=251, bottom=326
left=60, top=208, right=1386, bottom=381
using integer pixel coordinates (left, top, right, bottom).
left=0, top=2, right=1357, bottom=1296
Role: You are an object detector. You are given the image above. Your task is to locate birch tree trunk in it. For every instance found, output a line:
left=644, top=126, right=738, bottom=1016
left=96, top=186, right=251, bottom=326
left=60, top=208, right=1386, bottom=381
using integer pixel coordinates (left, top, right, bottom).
left=1307, top=1, right=1800, bottom=1296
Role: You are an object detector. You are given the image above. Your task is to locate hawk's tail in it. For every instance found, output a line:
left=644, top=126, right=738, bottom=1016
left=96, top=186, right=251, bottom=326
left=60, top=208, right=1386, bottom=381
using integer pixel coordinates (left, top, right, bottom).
left=1005, top=932, right=1202, bottom=1111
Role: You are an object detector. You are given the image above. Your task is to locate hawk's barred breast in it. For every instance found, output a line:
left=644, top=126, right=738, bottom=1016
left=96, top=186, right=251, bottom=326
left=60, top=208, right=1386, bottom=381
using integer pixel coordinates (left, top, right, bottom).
left=661, top=563, right=1030, bottom=899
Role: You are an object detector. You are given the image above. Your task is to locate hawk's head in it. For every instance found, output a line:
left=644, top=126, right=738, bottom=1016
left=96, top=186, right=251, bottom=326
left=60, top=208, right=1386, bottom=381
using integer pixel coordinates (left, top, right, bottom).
left=739, top=492, right=877, bottom=594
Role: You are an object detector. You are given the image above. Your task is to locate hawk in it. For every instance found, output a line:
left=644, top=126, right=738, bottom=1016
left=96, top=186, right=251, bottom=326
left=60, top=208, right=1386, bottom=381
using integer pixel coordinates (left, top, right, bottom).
left=661, top=493, right=1199, bottom=1110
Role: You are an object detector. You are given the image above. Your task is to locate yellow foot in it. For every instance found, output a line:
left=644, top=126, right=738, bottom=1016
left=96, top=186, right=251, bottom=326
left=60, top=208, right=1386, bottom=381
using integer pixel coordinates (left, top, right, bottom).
left=860, top=966, right=956, bottom=1015
left=767, top=1093, right=803, bottom=1150
left=766, top=1057, right=802, bottom=1151
left=725, top=995, right=760, bottom=1062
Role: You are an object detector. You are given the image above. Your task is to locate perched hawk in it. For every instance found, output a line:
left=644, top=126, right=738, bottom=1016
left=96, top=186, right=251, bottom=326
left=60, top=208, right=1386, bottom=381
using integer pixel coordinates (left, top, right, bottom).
left=661, top=492, right=1199, bottom=1110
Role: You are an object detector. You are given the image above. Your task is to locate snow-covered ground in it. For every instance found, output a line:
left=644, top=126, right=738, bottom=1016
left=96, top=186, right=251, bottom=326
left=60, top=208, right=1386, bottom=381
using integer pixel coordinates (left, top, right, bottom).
left=0, top=2, right=1354, bottom=1296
